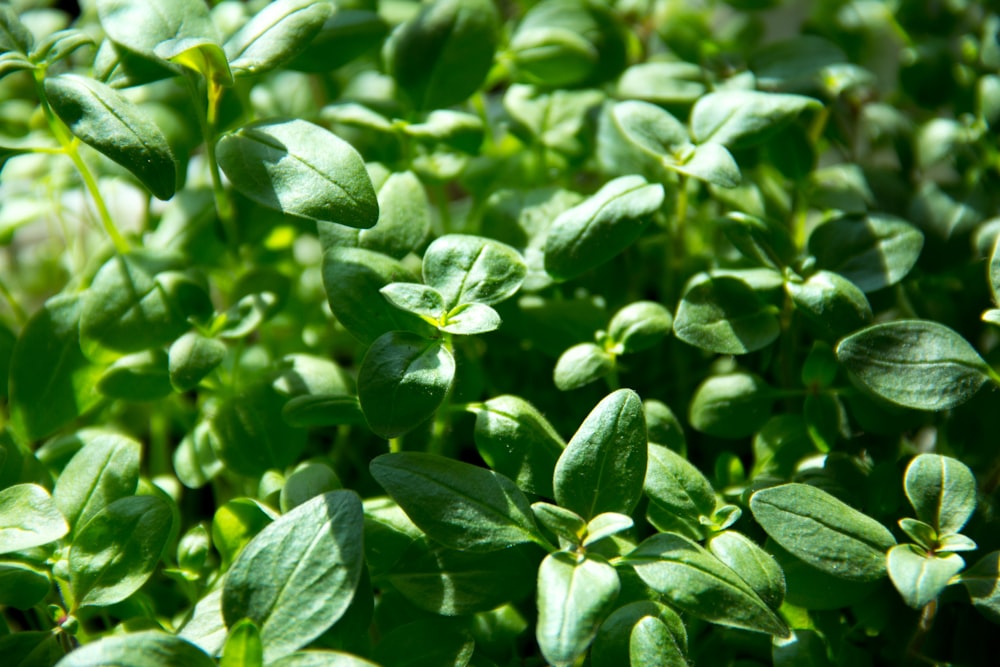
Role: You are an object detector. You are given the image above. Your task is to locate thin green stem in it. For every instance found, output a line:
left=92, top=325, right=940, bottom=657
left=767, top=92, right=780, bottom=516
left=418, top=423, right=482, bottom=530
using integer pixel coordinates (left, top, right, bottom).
left=185, top=74, right=238, bottom=247
left=0, top=274, right=28, bottom=327
left=34, top=71, right=130, bottom=254
left=428, top=333, right=455, bottom=455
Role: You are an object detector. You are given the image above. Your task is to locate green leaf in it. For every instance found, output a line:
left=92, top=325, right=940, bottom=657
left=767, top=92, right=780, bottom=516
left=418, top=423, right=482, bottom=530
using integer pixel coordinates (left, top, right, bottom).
left=216, top=119, right=377, bottom=227
left=605, top=100, right=688, bottom=157
left=403, top=110, right=484, bottom=153
left=380, top=283, right=447, bottom=323
left=544, top=175, right=664, bottom=281
left=674, top=274, right=780, bottom=354
left=9, top=294, right=104, bottom=442
left=53, top=432, right=140, bottom=534
left=0, top=6, right=34, bottom=55
left=473, top=395, right=565, bottom=497
left=553, top=343, right=615, bottom=391
left=690, top=90, right=821, bottom=148
left=0, top=560, right=50, bottom=610
left=608, top=301, right=673, bottom=353
left=97, top=349, right=173, bottom=401
left=224, top=0, right=332, bottom=76
left=70, top=495, right=173, bottom=608
left=210, top=382, right=307, bottom=478
left=504, top=85, right=606, bottom=159
left=287, top=9, right=388, bottom=72
left=898, top=518, right=938, bottom=550
left=169, top=332, right=227, bottom=392
left=644, top=444, right=718, bottom=541
left=56, top=631, right=215, bottom=667
left=750, top=483, right=896, bottom=582
left=369, top=452, right=541, bottom=552
left=221, top=619, right=263, bottom=667
left=384, top=538, right=537, bottom=615
left=836, top=320, right=993, bottom=411
left=422, top=234, right=527, bottom=309
left=441, top=303, right=502, bottom=335
left=223, top=491, right=364, bottom=664
left=321, top=170, right=431, bottom=260
left=785, top=270, right=872, bottom=339
left=80, top=252, right=208, bottom=357
left=372, top=619, right=473, bottom=667
left=961, top=551, right=1000, bottom=623
left=706, top=530, right=786, bottom=611
left=554, top=389, right=647, bottom=519
left=903, top=453, right=977, bottom=535
left=808, top=214, right=924, bottom=292
left=95, top=0, right=218, bottom=60
left=532, top=503, right=587, bottom=546
left=887, top=544, right=963, bottom=609
left=536, top=551, right=620, bottom=667
left=154, top=37, right=233, bottom=87
left=627, top=533, right=789, bottom=636
left=583, top=513, right=634, bottom=547
left=591, top=601, right=688, bottom=667
left=357, top=332, right=455, bottom=439
left=212, top=499, right=277, bottom=569
left=280, top=462, right=342, bottom=513
left=0, top=484, right=68, bottom=555
left=383, top=0, right=499, bottom=110
left=688, top=372, right=775, bottom=439
left=44, top=74, right=177, bottom=200
left=322, top=247, right=433, bottom=344
left=718, top=212, right=797, bottom=271
left=269, top=651, right=380, bottom=667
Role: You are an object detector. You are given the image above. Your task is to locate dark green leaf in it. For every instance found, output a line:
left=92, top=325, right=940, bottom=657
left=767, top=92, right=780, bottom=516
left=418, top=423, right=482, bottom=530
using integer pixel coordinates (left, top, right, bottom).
left=269, top=651, right=380, bottom=667
left=532, top=503, right=587, bottom=545
left=674, top=274, right=780, bottom=354
left=0, top=484, right=68, bottom=555
left=169, top=332, right=227, bottom=392
left=383, top=0, right=499, bottom=110
left=688, top=372, right=775, bottom=439
left=690, top=90, right=821, bottom=148
left=372, top=619, right=473, bottom=667
left=808, top=214, right=924, bottom=292
left=750, top=483, right=896, bottom=582
left=836, top=320, right=993, bottom=411
left=370, top=452, right=541, bottom=552
left=70, top=495, right=173, bottom=608
left=380, top=283, right=447, bottom=323
left=473, top=395, right=565, bottom=497
left=287, top=9, right=387, bottom=72
left=706, top=530, right=785, bottom=611
left=0, top=560, right=50, bottom=610
left=536, top=551, right=620, bottom=667
left=95, top=0, right=218, bottom=60
left=9, top=295, right=104, bottom=442
left=322, top=247, right=433, bottom=344
left=384, top=539, right=537, bottom=615
left=280, top=462, right=342, bottom=513
left=903, top=453, right=977, bottom=535
left=786, top=270, right=872, bottom=339
left=44, top=74, right=176, bottom=199
left=583, top=512, right=634, bottom=547
left=608, top=301, right=673, bottom=353
left=223, top=491, right=364, bottom=664
left=961, top=551, right=1000, bottom=623
left=58, top=632, right=214, bottom=667
left=644, top=444, right=717, bottom=541
left=97, top=349, right=173, bottom=400
left=0, top=6, right=34, bottom=55
left=357, top=332, right=455, bottom=439
left=544, top=176, right=664, bottom=281
left=224, top=0, right=332, bottom=76
left=53, top=431, right=140, bottom=534
left=554, top=389, right=647, bottom=519
left=591, top=601, right=688, bottom=667
left=422, top=234, right=527, bottom=309
left=217, top=119, right=377, bottom=227
left=627, top=533, right=789, bottom=636
left=718, top=212, right=797, bottom=270
left=553, top=343, right=614, bottom=391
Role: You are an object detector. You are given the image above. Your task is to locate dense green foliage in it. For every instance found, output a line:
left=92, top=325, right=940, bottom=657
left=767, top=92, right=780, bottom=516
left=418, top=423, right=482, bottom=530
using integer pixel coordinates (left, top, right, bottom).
left=2, top=0, right=1000, bottom=665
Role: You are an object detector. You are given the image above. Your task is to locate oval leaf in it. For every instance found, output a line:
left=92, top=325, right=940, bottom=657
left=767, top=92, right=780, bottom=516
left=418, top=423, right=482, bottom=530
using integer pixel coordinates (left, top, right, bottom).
left=422, top=234, right=527, bottom=309
left=53, top=432, right=141, bottom=534
left=750, top=483, right=896, bottom=582
left=887, top=544, right=963, bottom=609
left=224, top=0, right=332, bottom=76
left=836, top=320, right=993, bottom=411
left=554, top=389, right=648, bottom=519
left=690, top=90, right=821, bottom=148
left=357, top=332, right=455, bottom=439
left=57, top=631, right=215, bottom=667
left=217, top=119, right=377, bottom=227
left=223, top=490, right=364, bottom=664
left=674, top=274, right=780, bottom=354
left=544, top=175, right=664, bottom=281
left=0, top=484, right=69, bottom=555
left=536, top=551, right=620, bottom=667
left=70, top=495, right=173, bottom=608
left=370, top=452, right=541, bottom=551
left=44, top=74, right=176, bottom=199
left=808, top=214, right=924, bottom=293
left=904, top=453, right=977, bottom=535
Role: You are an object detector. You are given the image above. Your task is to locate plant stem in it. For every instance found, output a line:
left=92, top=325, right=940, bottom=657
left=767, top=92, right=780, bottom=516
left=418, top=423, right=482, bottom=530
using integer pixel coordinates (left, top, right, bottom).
left=0, top=274, right=28, bottom=327
left=428, top=333, right=455, bottom=455
left=34, top=71, right=130, bottom=254
left=185, top=74, right=238, bottom=247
